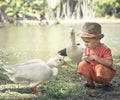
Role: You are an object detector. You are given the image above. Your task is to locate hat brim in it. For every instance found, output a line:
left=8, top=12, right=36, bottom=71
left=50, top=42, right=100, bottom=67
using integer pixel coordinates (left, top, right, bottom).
left=78, top=32, right=104, bottom=39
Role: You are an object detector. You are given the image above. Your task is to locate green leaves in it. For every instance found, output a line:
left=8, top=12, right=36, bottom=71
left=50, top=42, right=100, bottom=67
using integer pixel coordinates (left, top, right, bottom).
left=95, top=0, right=120, bottom=18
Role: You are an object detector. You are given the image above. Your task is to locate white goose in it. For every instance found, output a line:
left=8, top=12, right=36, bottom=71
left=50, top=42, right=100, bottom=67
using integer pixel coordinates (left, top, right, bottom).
left=2, top=56, right=67, bottom=93
left=66, top=28, right=84, bottom=65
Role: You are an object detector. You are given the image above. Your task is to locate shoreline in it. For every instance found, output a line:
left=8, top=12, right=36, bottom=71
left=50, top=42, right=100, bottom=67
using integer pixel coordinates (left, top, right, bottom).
left=19, top=18, right=120, bottom=25
left=61, top=18, right=120, bottom=24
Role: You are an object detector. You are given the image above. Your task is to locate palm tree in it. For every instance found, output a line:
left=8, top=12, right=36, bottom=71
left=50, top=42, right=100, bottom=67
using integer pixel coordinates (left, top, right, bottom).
left=46, top=0, right=94, bottom=20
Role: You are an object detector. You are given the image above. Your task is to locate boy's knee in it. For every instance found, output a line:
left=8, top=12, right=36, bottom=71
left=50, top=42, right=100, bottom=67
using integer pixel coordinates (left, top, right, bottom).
left=95, top=76, right=110, bottom=84
left=79, top=61, right=90, bottom=67
left=77, top=61, right=92, bottom=74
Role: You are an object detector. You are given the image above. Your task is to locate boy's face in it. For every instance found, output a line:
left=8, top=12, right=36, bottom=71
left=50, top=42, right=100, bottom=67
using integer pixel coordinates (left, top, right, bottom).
left=82, top=37, right=100, bottom=50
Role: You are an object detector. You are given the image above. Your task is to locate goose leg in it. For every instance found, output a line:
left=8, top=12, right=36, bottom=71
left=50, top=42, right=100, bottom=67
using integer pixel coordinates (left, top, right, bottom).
left=31, top=86, right=40, bottom=93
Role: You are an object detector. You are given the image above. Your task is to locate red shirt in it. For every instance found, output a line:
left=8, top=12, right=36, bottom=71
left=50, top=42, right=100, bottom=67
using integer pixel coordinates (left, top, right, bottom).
left=83, top=43, right=113, bottom=66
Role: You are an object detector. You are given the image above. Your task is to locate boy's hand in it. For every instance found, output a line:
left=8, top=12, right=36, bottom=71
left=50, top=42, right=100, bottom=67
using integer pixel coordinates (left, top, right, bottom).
left=83, top=55, right=96, bottom=62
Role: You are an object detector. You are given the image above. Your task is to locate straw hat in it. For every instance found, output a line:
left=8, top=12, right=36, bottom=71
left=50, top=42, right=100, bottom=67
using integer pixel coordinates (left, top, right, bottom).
left=79, top=22, right=104, bottom=39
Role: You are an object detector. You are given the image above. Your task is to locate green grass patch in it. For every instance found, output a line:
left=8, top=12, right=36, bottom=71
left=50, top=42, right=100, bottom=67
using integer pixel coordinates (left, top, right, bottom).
left=0, top=57, right=120, bottom=100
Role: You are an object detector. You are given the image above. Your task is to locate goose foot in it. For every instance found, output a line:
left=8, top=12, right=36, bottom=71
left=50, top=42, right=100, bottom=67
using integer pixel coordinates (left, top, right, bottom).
left=31, top=86, right=40, bottom=94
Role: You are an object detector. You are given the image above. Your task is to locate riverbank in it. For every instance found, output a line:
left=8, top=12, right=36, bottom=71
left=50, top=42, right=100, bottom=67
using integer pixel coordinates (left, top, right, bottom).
left=61, top=18, right=120, bottom=24
left=19, top=18, right=120, bottom=25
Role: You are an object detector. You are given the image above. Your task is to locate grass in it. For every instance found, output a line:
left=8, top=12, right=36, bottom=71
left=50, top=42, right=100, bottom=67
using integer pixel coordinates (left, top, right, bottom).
left=0, top=56, right=120, bottom=100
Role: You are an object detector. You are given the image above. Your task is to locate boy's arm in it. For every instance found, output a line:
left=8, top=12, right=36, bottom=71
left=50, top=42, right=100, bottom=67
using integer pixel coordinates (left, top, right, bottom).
left=86, top=55, right=113, bottom=67
left=93, top=55, right=113, bottom=67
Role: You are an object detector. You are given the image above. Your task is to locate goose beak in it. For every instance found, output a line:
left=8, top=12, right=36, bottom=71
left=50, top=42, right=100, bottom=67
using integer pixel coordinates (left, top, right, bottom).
left=69, top=28, right=74, bottom=38
left=63, top=61, right=70, bottom=67
left=69, top=32, right=73, bottom=38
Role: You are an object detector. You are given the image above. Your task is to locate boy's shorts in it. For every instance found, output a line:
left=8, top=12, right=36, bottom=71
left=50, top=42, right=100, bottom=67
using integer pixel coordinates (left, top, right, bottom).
left=77, top=61, right=116, bottom=83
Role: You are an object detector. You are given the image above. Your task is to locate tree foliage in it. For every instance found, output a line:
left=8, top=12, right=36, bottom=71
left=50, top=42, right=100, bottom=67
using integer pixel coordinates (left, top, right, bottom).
left=94, top=0, right=120, bottom=18
left=0, top=0, right=120, bottom=23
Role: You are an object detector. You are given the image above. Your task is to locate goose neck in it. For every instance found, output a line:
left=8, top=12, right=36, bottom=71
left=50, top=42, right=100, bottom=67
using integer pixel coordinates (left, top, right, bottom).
left=51, top=68, right=58, bottom=77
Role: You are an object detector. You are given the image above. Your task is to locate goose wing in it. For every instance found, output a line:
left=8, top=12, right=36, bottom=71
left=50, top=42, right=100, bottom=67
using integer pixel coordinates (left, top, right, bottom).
left=3, top=59, right=52, bottom=86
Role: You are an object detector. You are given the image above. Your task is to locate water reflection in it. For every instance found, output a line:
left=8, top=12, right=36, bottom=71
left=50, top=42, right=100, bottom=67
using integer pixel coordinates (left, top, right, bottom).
left=0, top=23, right=120, bottom=64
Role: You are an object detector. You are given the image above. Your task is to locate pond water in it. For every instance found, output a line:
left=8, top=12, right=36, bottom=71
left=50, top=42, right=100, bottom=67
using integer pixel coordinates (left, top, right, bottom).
left=0, top=23, right=120, bottom=65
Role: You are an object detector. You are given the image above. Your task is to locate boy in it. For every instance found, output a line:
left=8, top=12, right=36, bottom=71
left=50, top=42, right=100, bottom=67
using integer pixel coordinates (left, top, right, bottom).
left=77, top=22, right=116, bottom=91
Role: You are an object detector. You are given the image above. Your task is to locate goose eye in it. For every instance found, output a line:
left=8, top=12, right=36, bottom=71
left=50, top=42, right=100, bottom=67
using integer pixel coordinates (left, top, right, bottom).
left=59, top=59, right=62, bottom=61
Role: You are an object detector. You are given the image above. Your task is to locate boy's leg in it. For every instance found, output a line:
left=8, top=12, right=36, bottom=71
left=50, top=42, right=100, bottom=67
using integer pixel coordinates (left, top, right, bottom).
left=77, top=61, right=95, bottom=88
left=93, top=64, right=116, bottom=91
left=94, top=64, right=116, bottom=84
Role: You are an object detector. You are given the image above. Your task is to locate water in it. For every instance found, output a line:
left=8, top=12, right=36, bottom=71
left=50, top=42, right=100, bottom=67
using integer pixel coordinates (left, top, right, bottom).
left=0, top=23, right=120, bottom=64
